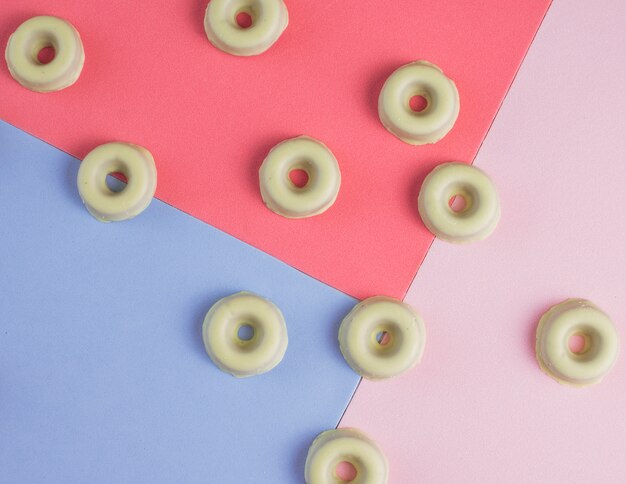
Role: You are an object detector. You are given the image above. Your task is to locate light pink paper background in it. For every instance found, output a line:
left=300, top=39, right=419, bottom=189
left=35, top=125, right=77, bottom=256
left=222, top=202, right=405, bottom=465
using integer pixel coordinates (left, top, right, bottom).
left=341, top=1, right=626, bottom=482
left=0, top=0, right=550, bottom=299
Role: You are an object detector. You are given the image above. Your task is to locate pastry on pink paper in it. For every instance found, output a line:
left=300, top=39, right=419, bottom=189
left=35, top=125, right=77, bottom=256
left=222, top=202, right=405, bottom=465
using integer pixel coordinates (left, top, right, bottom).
left=339, top=296, right=426, bottom=380
left=536, top=298, right=619, bottom=387
left=305, top=428, right=388, bottom=484
left=418, top=162, right=500, bottom=243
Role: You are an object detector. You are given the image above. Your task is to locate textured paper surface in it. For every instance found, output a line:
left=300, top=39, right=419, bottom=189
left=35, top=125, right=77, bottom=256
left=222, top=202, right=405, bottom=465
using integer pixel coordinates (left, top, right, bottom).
left=0, top=0, right=550, bottom=299
left=0, top=120, right=359, bottom=483
left=341, top=1, right=626, bottom=481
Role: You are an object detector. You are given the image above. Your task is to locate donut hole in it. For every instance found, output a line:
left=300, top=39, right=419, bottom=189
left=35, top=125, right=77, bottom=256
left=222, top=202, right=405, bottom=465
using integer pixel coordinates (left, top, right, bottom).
left=288, top=169, right=310, bottom=188
left=566, top=326, right=601, bottom=361
left=370, top=322, right=400, bottom=356
left=29, top=37, right=57, bottom=65
left=444, top=183, right=478, bottom=217
left=37, top=45, right=56, bottom=64
left=236, top=11, right=253, bottom=28
left=375, top=330, right=391, bottom=346
left=335, top=461, right=358, bottom=482
left=105, top=172, right=128, bottom=193
left=232, top=318, right=263, bottom=351
left=409, top=94, right=428, bottom=113
left=448, top=194, right=467, bottom=212
left=405, top=87, right=433, bottom=116
left=568, top=331, right=592, bottom=355
left=237, top=323, right=255, bottom=342
left=286, top=160, right=314, bottom=191
left=231, top=2, right=259, bottom=29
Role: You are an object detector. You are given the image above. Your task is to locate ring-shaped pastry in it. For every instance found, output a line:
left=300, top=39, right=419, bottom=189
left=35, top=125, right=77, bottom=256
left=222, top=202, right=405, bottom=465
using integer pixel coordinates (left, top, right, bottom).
left=536, top=298, right=619, bottom=387
left=338, top=296, right=426, bottom=380
left=77, top=142, right=157, bottom=222
left=5, top=15, right=85, bottom=92
left=305, top=428, right=388, bottom=484
left=259, top=136, right=341, bottom=218
left=202, top=291, right=288, bottom=377
left=378, top=60, right=459, bottom=145
left=204, top=0, right=288, bottom=56
left=418, top=162, right=500, bottom=243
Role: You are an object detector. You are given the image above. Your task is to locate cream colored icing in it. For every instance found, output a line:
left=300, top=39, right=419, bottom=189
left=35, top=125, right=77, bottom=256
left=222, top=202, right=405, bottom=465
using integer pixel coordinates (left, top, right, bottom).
left=5, top=15, right=84, bottom=92
left=536, top=298, right=619, bottom=387
left=338, top=296, right=426, bottom=380
left=259, top=136, right=341, bottom=218
left=418, top=162, right=500, bottom=243
left=204, top=0, right=288, bottom=56
left=202, top=291, right=288, bottom=377
left=77, top=142, right=157, bottom=222
left=305, top=428, right=388, bottom=484
left=378, top=60, right=459, bottom=145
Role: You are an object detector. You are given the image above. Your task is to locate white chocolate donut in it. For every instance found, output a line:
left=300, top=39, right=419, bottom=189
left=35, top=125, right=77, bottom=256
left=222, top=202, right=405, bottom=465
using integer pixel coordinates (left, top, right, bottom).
left=204, top=0, right=288, bottom=56
left=418, top=162, right=500, bottom=243
left=378, top=61, right=459, bottom=145
left=259, top=136, right=341, bottom=218
left=202, top=291, right=288, bottom=377
left=536, top=299, right=620, bottom=387
left=77, top=142, right=157, bottom=222
left=5, top=16, right=84, bottom=92
left=305, top=428, right=388, bottom=484
left=338, top=296, right=426, bottom=380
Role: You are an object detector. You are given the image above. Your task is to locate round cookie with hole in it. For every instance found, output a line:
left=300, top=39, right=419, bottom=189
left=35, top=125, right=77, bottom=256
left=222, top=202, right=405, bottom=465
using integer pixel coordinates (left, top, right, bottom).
left=418, top=162, right=500, bottom=243
left=536, top=298, right=620, bottom=387
left=259, top=136, right=341, bottom=219
left=202, top=291, right=288, bottom=377
left=305, top=428, right=389, bottom=484
left=338, top=296, right=426, bottom=380
left=77, top=142, right=157, bottom=222
left=5, top=15, right=85, bottom=92
left=204, top=0, right=289, bottom=56
left=378, top=60, right=459, bottom=145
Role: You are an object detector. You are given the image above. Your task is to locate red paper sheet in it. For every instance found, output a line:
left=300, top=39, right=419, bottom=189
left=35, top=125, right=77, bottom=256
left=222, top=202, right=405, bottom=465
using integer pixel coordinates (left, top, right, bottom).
left=0, top=0, right=550, bottom=298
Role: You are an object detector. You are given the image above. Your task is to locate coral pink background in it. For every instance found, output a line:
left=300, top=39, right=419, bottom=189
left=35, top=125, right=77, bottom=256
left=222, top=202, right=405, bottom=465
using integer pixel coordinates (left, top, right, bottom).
left=341, top=1, right=626, bottom=481
left=0, top=0, right=550, bottom=299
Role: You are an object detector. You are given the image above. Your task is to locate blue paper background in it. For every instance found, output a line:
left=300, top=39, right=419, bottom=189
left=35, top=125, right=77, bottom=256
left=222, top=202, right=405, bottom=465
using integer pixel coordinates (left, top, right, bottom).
left=0, top=121, right=360, bottom=483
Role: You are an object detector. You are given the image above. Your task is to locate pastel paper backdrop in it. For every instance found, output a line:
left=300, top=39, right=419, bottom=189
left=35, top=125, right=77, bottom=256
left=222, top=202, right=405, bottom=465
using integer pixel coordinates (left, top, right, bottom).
left=341, top=1, right=626, bottom=482
left=0, top=120, right=360, bottom=483
left=0, top=0, right=550, bottom=299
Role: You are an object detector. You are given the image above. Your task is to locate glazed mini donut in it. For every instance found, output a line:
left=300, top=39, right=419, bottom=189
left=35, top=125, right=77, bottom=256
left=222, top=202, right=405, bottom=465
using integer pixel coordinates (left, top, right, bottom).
left=204, top=0, right=288, bottom=56
left=418, top=162, right=500, bottom=243
left=305, top=428, right=388, bottom=484
left=5, top=16, right=85, bottom=92
left=259, top=136, right=341, bottom=218
left=77, top=142, right=157, bottom=222
left=536, top=299, right=620, bottom=387
left=338, top=296, right=426, bottom=380
left=202, top=291, right=288, bottom=377
left=378, top=60, right=459, bottom=145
